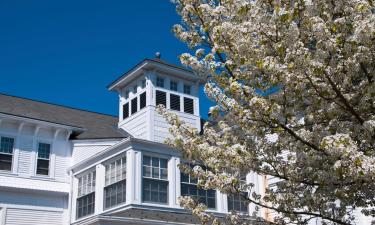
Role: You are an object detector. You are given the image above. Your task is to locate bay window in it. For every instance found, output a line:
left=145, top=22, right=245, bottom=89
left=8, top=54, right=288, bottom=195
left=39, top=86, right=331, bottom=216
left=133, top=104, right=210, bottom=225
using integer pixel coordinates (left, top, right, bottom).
left=180, top=164, right=216, bottom=209
left=76, top=170, right=96, bottom=219
left=142, top=156, right=168, bottom=204
left=227, top=175, right=249, bottom=213
left=104, top=155, right=126, bottom=209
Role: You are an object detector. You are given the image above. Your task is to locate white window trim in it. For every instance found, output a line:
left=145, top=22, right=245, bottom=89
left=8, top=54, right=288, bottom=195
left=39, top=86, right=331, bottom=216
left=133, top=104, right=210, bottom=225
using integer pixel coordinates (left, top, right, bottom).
left=34, top=141, right=52, bottom=177
left=0, top=135, right=16, bottom=174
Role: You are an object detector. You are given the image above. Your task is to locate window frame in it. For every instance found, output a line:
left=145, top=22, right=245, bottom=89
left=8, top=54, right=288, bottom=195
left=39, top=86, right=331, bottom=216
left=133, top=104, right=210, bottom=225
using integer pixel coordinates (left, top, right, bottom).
left=0, top=136, right=15, bottom=172
left=142, top=155, right=169, bottom=204
left=180, top=163, right=217, bottom=209
left=36, top=142, right=51, bottom=176
left=104, top=154, right=127, bottom=209
left=156, top=77, right=165, bottom=88
left=76, top=169, right=96, bottom=219
left=170, top=80, right=178, bottom=91
left=183, top=84, right=191, bottom=95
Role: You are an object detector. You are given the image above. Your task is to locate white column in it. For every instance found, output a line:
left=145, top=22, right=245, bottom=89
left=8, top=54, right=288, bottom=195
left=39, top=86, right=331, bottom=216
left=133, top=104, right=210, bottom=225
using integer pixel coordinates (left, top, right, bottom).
left=134, top=151, right=142, bottom=203
left=71, top=175, right=78, bottom=222
left=217, top=191, right=227, bottom=213
left=126, top=150, right=142, bottom=204
left=175, top=157, right=181, bottom=208
left=168, top=156, right=179, bottom=208
left=95, top=164, right=105, bottom=214
left=12, top=122, right=24, bottom=173
left=126, top=150, right=135, bottom=204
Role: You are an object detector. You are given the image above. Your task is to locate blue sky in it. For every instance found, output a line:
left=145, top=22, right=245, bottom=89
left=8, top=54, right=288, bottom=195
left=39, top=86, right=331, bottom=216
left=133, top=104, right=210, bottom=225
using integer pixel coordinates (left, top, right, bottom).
left=0, top=0, right=213, bottom=118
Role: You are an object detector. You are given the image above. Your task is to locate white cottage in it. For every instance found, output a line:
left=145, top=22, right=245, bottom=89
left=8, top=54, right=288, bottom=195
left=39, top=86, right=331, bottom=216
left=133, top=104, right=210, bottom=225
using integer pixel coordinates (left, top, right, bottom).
left=0, top=57, right=371, bottom=225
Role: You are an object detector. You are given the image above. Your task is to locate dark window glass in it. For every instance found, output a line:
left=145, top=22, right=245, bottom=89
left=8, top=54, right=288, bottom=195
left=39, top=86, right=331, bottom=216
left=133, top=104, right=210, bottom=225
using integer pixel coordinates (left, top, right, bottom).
left=123, top=103, right=129, bottom=119
left=228, top=193, right=249, bottom=213
left=170, top=80, right=178, bottom=91
left=180, top=164, right=216, bottom=209
left=76, top=192, right=95, bottom=219
left=104, top=180, right=126, bottom=209
left=184, top=85, right=191, bottom=95
left=142, top=179, right=168, bottom=204
left=156, top=77, right=164, bottom=88
left=170, top=94, right=180, bottom=111
left=142, top=156, right=168, bottom=204
left=0, top=137, right=14, bottom=171
left=156, top=90, right=166, bottom=107
left=184, top=97, right=194, bottom=114
left=140, top=92, right=146, bottom=109
left=37, top=143, right=50, bottom=175
left=131, top=97, right=138, bottom=114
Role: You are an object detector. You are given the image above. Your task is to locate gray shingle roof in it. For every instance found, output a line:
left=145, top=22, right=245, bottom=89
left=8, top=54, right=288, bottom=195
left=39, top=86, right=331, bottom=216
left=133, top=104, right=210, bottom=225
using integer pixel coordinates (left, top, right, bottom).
left=0, top=93, right=129, bottom=140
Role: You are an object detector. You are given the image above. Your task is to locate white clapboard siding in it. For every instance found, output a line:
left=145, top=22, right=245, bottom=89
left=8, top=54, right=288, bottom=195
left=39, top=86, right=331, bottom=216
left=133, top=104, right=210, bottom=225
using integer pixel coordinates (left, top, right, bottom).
left=119, top=109, right=148, bottom=140
left=73, top=144, right=112, bottom=165
left=5, top=208, right=62, bottom=225
left=17, top=138, right=33, bottom=175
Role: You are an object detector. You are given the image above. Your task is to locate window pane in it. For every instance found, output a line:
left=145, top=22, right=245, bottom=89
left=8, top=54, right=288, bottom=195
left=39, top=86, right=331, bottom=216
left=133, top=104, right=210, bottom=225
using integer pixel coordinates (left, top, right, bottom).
left=170, top=81, right=178, bottom=91
left=156, top=77, right=164, bottom=87
left=0, top=137, right=14, bottom=154
left=143, top=166, right=151, bottom=177
left=151, top=157, right=159, bottom=167
left=160, top=158, right=167, bottom=168
left=152, top=167, right=159, bottom=178
left=160, top=168, right=168, bottom=180
left=38, top=143, right=50, bottom=159
left=143, top=156, right=151, bottom=166
left=184, top=85, right=191, bottom=95
left=0, top=154, right=12, bottom=171
left=36, top=159, right=49, bottom=175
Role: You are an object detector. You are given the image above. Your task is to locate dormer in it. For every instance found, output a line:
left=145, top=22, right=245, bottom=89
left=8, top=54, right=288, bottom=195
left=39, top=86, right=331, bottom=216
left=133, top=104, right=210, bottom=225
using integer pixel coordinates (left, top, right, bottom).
left=108, top=55, right=203, bottom=143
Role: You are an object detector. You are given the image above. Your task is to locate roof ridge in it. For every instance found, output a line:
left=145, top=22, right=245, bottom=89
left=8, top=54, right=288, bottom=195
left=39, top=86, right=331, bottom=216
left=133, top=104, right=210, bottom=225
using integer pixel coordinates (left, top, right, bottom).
left=0, top=92, right=118, bottom=118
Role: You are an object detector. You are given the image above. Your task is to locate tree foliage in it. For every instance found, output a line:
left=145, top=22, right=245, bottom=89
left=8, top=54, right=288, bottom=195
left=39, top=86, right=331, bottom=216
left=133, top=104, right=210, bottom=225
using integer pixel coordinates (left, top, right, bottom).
left=160, top=0, right=375, bottom=224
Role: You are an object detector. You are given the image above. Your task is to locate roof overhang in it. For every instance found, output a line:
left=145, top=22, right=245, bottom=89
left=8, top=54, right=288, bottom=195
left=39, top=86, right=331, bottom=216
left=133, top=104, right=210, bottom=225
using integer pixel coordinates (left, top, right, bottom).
left=107, top=59, right=205, bottom=92
left=0, top=112, right=85, bottom=133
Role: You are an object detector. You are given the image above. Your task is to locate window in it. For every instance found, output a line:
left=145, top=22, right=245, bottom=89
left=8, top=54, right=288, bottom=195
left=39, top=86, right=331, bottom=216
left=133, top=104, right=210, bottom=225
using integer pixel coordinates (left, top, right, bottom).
left=184, top=97, right=194, bottom=114
left=181, top=164, right=216, bottom=209
left=156, top=77, right=164, bottom=88
left=36, top=143, right=50, bottom=175
left=155, top=90, right=166, bottom=107
left=141, top=79, right=146, bottom=88
left=123, top=103, right=129, bottom=119
left=184, top=85, right=191, bottom=95
left=133, top=85, right=138, bottom=94
left=131, top=97, right=138, bottom=114
left=142, top=156, right=168, bottom=204
left=170, top=94, right=180, bottom=111
left=170, top=80, right=178, bottom=91
left=228, top=175, right=249, bottom=213
left=77, top=170, right=96, bottom=219
left=0, top=137, right=14, bottom=171
left=104, top=156, right=126, bottom=209
left=140, top=92, right=146, bottom=109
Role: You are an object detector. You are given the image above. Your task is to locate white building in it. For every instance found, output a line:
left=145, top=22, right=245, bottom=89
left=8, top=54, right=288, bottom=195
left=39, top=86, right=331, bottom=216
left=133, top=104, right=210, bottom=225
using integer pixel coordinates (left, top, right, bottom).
left=0, top=57, right=371, bottom=225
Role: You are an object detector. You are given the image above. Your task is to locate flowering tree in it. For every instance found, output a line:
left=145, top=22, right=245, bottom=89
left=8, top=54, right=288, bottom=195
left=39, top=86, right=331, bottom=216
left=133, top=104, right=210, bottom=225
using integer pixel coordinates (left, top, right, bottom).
left=159, top=0, right=375, bottom=224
